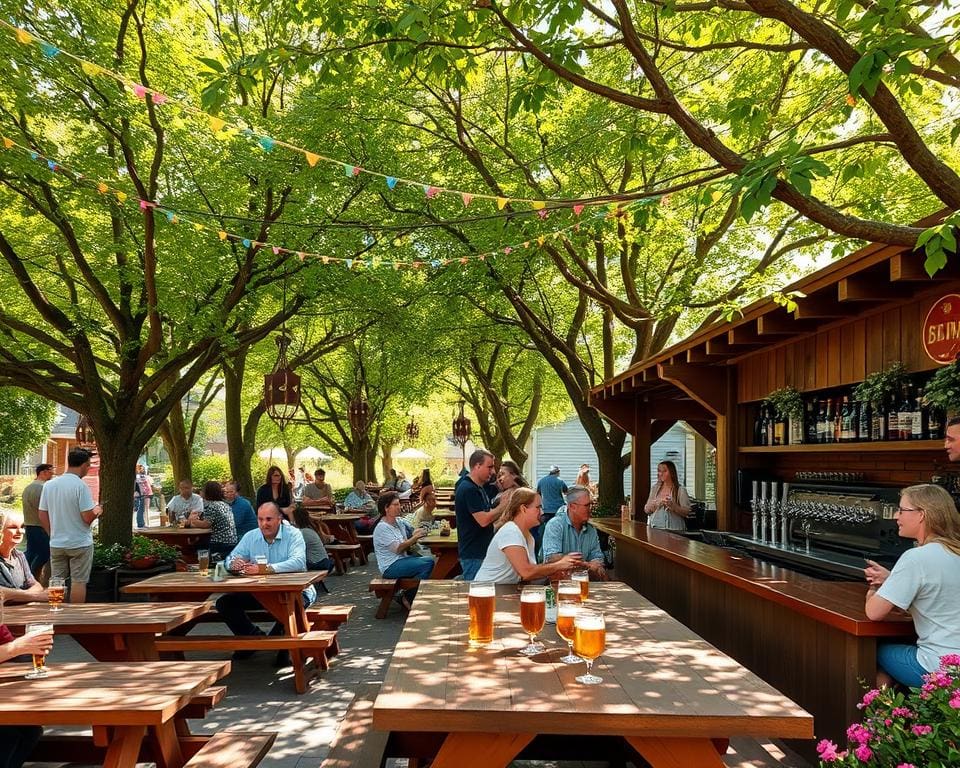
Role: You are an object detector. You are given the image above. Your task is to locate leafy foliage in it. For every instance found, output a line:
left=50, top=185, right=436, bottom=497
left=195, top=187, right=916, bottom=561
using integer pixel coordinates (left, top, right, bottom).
left=0, top=388, right=57, bottom=459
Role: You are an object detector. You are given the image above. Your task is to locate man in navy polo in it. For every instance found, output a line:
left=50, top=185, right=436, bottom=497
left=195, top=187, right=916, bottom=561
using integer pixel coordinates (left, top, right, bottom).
left=454, top=449, right=498, bottom=581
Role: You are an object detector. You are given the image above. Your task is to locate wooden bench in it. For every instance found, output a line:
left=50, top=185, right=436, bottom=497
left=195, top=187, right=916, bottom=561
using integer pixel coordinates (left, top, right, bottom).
left=320, top=683, right=388, bottom=768
left=325, top=543, right=363, bottom=574
left=156, top=630, right=336, bottom=671
left=369, top=577, right=419, bottom=619
left=183, top=730, right=276, bottom=767
left=357, top=534, right=374, bottom=557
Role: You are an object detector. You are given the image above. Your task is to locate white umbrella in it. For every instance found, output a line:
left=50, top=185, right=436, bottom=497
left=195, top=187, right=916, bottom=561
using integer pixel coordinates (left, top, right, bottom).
left=257, top=446, right=287, bottom=460
left=297, top=446, right=333, bottom=461
left=394, top=447, right=432, bottom=460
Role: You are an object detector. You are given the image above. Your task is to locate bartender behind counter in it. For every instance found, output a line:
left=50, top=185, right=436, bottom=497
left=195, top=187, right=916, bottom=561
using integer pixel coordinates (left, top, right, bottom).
left=643, top=460, right=692, bottom=531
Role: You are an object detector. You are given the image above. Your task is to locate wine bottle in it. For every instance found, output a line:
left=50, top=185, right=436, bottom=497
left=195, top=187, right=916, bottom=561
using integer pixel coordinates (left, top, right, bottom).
left=887, top=393, right=900, bottom=441
left=911, top=386, right=924, bottom=440
left=857, top=399, right=871, bottom=442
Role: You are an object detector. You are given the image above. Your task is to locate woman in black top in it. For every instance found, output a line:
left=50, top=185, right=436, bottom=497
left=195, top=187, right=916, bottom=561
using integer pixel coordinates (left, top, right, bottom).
left=255, top=465, right=295, bottom=519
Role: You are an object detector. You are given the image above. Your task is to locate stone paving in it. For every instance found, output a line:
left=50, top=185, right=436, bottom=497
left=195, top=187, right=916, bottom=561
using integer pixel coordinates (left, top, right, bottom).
left=31, top=554, right=812, bottom=768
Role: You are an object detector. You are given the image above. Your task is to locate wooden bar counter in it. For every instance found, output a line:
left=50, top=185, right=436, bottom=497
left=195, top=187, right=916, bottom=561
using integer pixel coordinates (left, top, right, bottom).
left=595, top=519, right=914, bottom=754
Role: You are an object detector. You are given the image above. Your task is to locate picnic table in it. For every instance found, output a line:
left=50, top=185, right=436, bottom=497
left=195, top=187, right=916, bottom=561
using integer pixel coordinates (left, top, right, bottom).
left=121, top=570, right=328, bottom=693
left=0, top=660, right=228, bottom=768
left=3, top=601, right=212, bottom=661
left=311, top=512, right=368, bottom=563
left=373, top=581, right=813, bottom=767
left=135, top=526, right=211, bottom=564
left=421, top=529, right=460, bottom=579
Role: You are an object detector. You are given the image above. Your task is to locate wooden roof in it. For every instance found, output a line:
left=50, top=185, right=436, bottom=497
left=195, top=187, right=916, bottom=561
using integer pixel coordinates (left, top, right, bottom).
left=590, top=210, right=953, bottom=410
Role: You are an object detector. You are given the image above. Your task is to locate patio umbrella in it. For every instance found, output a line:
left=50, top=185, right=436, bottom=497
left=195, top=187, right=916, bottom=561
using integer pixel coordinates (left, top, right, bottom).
left=257, top=446, right=287, bottom=460
left=393, top=447, right=432, bottom=460
left=296, top=446, right=333, bottom=462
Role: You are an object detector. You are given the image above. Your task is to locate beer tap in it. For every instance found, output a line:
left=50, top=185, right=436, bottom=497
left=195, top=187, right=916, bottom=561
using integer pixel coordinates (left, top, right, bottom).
left=759, top=482, right=768, bottom=543
left=769, top=481, right=780, bottom=547
left=780, top=483, right=791, bottom=547
left=751, top=481, right=760, bottom=541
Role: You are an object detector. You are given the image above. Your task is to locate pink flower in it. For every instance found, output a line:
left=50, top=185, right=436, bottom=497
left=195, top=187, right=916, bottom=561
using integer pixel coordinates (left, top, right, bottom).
left=892, top=707, right=913, bottom=718
left=897, top=763, right=917, bottom=768
left=817, top=739, right=840, bottom=761
left=950, top=692, right=960, bottom=709
left=939, top=654, right=960, bottom=668
left=846, top=723, right=872, bottom=744
left=854, top=744, right=873, bottom=761
left=911, top=724, right=932, bottom=736
left=861, top=689, right=881, bottom=707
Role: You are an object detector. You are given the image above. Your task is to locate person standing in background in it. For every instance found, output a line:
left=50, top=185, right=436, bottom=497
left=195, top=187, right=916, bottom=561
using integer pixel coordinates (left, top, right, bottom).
left=454, top=449, right=498, bottom=581
left=536, top=465, right=569, bottom=526
left=133, top=463, right=153, bottom=528
left=22, top=463, right=53, bottom=584
left=644, top=460, right=691, bottom=531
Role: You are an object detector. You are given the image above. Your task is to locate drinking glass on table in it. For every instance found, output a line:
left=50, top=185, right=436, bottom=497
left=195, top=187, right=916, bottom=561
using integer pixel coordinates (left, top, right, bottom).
left=24, top=623, right=54, bottom=679
left=555, top=600, right=581, bottom=664
left=571, top=570, right=589, bottom=600
left=557, top=579, right=582, bottom=605
left=518, top=585, right=546, bottom=656
left=197, top=549, right=210, bottom=577
left=255, top=555, right=268, bottom=580
left=573, top=609, right=606, bottom=685
left=47, top=577, right=65, bottom=611
left=468, top=581, right=496, bottom=646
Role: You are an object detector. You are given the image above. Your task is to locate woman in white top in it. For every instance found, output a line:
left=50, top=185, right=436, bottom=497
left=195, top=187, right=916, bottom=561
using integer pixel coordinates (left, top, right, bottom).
left=475, top=488, right=583, bottom=584
left=864, top=483, right=960, bottom=688
left=373, top=491, right=434, bottom=609
left=643, top=460, right=691, bottom=531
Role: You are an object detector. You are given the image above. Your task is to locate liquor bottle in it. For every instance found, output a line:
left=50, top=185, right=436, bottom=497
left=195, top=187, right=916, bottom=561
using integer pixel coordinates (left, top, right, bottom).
left=872, top=399, right=887, bottom=441
left=887, top=394, right=900, bottom=441
left=805, top=400, right=818, bottom=444
left=817, top=399, right=828, bottom=443
left=929, top=401, right=944, bottom=440
left=773, top=410, right=785, bottom=446
left=911, top=386, right=924, bottom=440
left=766, top=406, right=774, bottom=446
left=754, top=406, right=765, bottom=446
left=898, top=384, right=912, bottom=441
left=833, top=397, right=842, bottom=443
left=840, top=396, right=853, bottom=442
left=856, top=398, right=869, bottom=441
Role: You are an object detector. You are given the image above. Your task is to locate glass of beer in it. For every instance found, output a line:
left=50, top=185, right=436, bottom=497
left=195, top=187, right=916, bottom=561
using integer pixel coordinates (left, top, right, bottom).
left=557, top=579, right=581, bottom=605
left=197, top=550, right=210, bottom=577
left=255, top=555, right=268, bottom=580
left=572, top=570, right=590, bottom=600
left=47, top=577, right=65, bottom=611
left=468, top=581, right=496, bottom=646
left=573, top=609, right=606, bottom=684
left=24, top=623, right=53, bottom=679
left=518, top=585, right=546, bottom=656
left=555, top=600, right=581, bottom=664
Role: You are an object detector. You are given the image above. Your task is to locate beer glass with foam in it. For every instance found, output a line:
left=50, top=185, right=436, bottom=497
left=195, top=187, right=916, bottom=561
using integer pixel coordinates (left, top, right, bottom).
left=571, top=569, right=589, bottom=600
left=24, top=623, right=53, bottom=679
left=197, top=549, right=210, bottom=577
left=468, top=581, right=495, bottom=646
left=555, top=599, right=581, bottom=664
left=47, top=577, right=65, bottom=611
left=573, top=609, right=606, bottom=684
left=518, top=585, right=546, bottom=656
left=557, top=579, right=581, bottom=605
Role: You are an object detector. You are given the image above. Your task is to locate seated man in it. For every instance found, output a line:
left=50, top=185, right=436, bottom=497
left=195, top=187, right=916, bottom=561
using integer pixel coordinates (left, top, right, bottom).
left=223, top=480, right=258, bottom=538
left=165, top=479, right=203, bottom=523
left=542, top=485, right=609, bottom=581
left=0, top=510, right=48, bottom=604
left=216, top=502, right=317, bottom=662
left=301, top=469, right=334, bottom=510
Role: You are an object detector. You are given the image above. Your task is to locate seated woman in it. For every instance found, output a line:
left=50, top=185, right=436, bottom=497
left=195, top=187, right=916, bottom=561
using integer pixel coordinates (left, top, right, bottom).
left=292, top=506, right=335, bottom=574
left=184, top=481, right=238, bottom=558
left=0, top=621, right=54, bottom=767
left=864, top=483, right=960, bottom=688
left=475, top=488, right=583, bottom=584
left=255, top=466, right=295, bottom=520
left=0, top=510, right=48, bottom=604
left=373, top=491, right=434, bottom=610
left=643, top=460, right=692, bottom=531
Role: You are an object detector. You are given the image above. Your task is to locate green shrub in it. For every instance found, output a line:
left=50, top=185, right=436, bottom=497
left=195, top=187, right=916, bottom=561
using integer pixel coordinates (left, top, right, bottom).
left=192, top=454, right=231, bottom=486
left=333, top=487, right=351, bottom=503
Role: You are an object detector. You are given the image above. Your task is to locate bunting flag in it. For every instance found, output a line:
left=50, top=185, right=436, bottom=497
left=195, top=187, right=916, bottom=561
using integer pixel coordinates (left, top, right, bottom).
left=0, top=19, right=637, bottom=217
left=0, top=133, right=632, bottom=273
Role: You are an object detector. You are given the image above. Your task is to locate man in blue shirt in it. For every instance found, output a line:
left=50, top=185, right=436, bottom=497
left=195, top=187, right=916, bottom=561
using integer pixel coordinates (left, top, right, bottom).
left=216, top=502, right=316, bottom=660
left=224, top=480, right=257, bottom=538
left=536, top=465, right=568, bottom=522
left=542, top=486, right=608, bottom=580
left=454, top=449, right=498, bottom=581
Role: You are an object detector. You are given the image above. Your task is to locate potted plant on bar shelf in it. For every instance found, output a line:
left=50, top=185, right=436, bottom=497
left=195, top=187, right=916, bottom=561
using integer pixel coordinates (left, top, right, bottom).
left=763, top=386, right=804, bottom=445
left=921, top=356, right=960, bottom=421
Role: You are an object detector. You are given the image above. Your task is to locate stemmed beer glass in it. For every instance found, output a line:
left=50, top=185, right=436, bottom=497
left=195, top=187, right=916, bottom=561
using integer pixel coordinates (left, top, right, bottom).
left=518, top=585, right=546, bottom=656
left=555, top=600, right=581, bottom=664
left=573, top=609, right=606, bottom=684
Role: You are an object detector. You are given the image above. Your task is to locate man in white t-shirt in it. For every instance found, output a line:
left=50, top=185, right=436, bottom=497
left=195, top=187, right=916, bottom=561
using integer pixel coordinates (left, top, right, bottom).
left=38, top=448, right=101, bottom=603
left=165, top=480, right=203, bottom=522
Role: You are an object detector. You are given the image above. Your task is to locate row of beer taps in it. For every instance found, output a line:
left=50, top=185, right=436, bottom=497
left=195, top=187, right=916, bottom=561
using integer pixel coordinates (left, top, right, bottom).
left=751, top=481, right=876, bottom=552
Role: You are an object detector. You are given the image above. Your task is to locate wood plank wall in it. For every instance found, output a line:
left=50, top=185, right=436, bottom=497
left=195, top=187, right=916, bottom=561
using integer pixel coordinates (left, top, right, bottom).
left=737, top=448, right=946, bottom=487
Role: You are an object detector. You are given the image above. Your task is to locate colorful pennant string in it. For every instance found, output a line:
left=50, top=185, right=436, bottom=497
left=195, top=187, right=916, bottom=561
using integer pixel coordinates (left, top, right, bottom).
left=0, top=136, right=627, bottom=272
left=2, top=20, right=639, bottom=216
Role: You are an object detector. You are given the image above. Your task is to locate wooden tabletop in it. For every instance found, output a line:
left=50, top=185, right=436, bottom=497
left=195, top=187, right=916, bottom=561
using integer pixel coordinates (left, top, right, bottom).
left=0, top=660, right=228, bottom=726
left=3, top=601, right=212, bottom=634
left=375, top=581, right=812, bottom=767
left=594, top=519, right=914, bottom=637
left=320, top=513, right=364, bottom=522
left=135, top=526, right=211, bottom=538
left=421, top=529, right=458, bottom=548
left=121, top=569, right=324, bottom=595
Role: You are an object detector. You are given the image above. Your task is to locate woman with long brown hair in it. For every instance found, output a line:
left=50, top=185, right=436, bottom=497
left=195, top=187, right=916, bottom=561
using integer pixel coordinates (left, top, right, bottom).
left=643, top=460, right=691, bottom=531
left=255, top=465, right=295, bottom=520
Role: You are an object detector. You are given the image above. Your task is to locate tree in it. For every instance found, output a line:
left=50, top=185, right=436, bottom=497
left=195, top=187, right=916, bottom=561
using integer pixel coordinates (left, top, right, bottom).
left=0, top=388, right=57, bottom=460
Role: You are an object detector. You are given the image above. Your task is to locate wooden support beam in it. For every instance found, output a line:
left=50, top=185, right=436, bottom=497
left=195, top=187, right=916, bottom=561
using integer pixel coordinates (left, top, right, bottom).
left=650, top=420, right=674, bottom=444
left=649, top=399, right=713, bottom=422
left=642, top=367, right=659, bottom=382
left=587, top=392, right=635, bottom=434
left=889, top=252, right=936, bottom=282
left=792, top=294, right=850, bottom=320
left=632, top=402, right=651, bottom=518
left=727, top=326, right=766, bottom=346
left=838, top=275, right=904, bottom=302
left=685, top=419, right=717, bottom=448
left=705, top=337, right=734, bottom=356
left=715, top=366, right=738, bottom=531
left=686, top=346, right=710, bottom=363
left=657, top=364, right=727, bottom=416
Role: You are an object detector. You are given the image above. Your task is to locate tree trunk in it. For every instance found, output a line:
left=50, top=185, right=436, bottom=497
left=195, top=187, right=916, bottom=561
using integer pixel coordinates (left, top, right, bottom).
left=94, top=434, right=143, bottom=547
left=593, top=439, right=628, bottom=514
left=380, top=438, right=396, bottom=481
left=157, top=414, right=191, bottom=486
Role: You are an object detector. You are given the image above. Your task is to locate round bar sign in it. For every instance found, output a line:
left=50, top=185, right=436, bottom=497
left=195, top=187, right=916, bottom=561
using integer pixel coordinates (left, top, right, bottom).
left=923, top=294, right=960, bottom=363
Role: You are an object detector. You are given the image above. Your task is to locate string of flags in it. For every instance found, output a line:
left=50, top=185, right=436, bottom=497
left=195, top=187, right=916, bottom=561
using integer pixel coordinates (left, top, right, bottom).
left=1, top=20, right=634, bottom=216
left=0, top=135, right=633, bottom=271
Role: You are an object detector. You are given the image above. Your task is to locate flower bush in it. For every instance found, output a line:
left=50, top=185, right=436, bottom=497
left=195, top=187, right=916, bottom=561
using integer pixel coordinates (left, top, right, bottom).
left=124, top=534, right=178, bottom=564
left=818, top=655, right=960, bottom=767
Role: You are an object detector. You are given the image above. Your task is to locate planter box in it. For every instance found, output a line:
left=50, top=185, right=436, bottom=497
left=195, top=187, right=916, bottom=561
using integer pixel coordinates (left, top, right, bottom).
left=87, top=566, right=119, bottom=603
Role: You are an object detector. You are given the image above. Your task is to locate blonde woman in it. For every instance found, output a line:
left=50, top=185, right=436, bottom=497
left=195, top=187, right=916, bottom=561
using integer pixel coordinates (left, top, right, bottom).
left=864, top=483, right=960, bottom=687
left=643, top=460, right=691, bottom=531
left=475, top=488, right=583, bottom=584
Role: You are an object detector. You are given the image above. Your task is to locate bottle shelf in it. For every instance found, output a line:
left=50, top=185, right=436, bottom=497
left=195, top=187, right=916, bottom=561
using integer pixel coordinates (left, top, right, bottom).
left=739, top=440, right=944, bottom=454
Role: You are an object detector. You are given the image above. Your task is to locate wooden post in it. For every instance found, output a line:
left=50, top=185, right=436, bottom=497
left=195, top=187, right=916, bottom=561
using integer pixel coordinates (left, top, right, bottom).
left=632, top=401, right=651, bottom=518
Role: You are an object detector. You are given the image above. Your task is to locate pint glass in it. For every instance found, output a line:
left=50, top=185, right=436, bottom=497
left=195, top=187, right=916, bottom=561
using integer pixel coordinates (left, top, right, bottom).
left=24, top=623, right=53, bottom=679
left=557, top=580, right=581, bottom=605
left=468, top=581, right=495, bottom=645
left=571, top=570, right=589, bottom=600
left=47, top=577, right=65, bottom=611
left=197, top=550, right=210, bottom=577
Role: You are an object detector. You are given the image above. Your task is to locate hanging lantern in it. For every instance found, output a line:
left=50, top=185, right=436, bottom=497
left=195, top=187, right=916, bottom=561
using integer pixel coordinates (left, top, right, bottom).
left=405, top=414, right=420, bottom=441
left=75, top=413, right=95, bottom=447
left=348, top=396, right=370, bottom=433
left=264, top=335, right=302, bottom=430
left=451, top=400, right=471, bottom=448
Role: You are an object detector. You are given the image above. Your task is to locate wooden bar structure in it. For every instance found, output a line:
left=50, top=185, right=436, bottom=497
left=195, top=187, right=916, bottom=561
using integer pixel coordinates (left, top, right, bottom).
left=589, top=213, right=955, bottom=755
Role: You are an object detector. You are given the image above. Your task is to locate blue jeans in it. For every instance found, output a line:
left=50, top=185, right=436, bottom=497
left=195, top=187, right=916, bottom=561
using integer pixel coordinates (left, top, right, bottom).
left=383, top=556, right=434, bottom=602
left=24, top=525, right=49, bottom=572
left=460, top=558, right=484, bottom=581
left=877, top=643, right=928, bottom=688
left=134, top=495, right=145, bottom=528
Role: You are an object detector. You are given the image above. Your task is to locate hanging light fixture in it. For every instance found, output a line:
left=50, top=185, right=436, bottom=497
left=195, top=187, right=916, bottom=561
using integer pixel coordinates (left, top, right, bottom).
left=75, top=413, right=95, bottom=447
left=452, top=400, right=471, bottom=446
left=264, top=334, right=302, bottom=430
left=405, top=414, right=420, bottom=441
left=348, top=396, right=370, bottom=433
